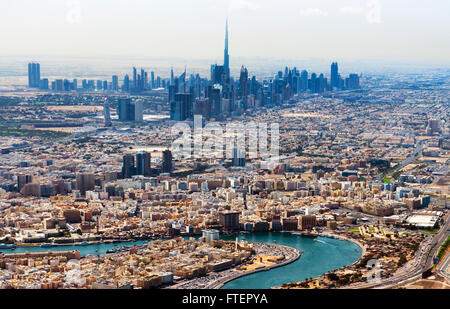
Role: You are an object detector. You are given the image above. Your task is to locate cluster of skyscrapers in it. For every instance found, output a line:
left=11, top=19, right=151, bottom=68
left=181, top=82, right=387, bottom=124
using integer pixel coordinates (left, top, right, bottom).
left=27, top=21, right=360, bottom=124
left=121, top=149, right=173, bottom=179
left=122, top=152, right=152, bottom=179
left=27, top=63, right=121, bottom=92
left=121, top=68, right=165, bottom=93
left=168, top=21, right=360, bottom=122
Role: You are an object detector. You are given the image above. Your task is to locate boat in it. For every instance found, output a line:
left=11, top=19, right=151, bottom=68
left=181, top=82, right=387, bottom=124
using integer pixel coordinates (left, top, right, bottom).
left=79, top=242, right=89, bottom=246
left=40, top=243, right=53, bottom=248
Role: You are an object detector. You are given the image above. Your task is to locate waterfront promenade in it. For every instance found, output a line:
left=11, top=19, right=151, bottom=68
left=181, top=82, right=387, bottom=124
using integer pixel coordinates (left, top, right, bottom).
left=168, top=242, right=301, bottom=289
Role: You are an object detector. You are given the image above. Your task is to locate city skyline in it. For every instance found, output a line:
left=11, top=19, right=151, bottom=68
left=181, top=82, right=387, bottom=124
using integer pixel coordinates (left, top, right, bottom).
left=1, top=0, right=449, bottom=65
left=0, top=0, right=448, bottom=294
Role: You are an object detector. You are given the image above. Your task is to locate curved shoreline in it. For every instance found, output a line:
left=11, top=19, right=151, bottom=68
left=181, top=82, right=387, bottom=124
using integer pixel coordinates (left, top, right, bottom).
left=213, top=232, right=364, bottom=289
left=208, top=243, right=301, bottom=289
left=318, top=232, right=367, bottom=265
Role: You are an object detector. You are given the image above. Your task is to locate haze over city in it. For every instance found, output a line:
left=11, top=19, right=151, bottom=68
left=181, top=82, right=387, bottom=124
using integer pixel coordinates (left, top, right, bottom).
left=1, top=0, right=449, bottom=65
left=0, top=0, right=449, bottom=297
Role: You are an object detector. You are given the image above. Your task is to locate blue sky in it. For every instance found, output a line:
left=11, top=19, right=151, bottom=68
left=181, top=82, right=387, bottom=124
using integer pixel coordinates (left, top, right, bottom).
left=1, top=0, right=449, bottom=64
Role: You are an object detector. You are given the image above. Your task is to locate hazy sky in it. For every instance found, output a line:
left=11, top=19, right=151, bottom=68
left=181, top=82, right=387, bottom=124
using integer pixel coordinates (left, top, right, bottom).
left=1, top=0, right=449, bottom=65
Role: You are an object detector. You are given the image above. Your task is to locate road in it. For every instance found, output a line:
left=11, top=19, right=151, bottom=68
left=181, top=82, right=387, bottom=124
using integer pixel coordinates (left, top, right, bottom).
left=435, top=239, right=450, bottom=282
left=348, top=212, right=449, bottom=289
left=395, top=140, right=424, bottom=172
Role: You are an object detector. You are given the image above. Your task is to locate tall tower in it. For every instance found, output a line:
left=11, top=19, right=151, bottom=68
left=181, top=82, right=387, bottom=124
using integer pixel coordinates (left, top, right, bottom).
left=104, top=102, right=112, bottom=127
left=331, top=62, right=339, bottom=90
left=224, top=18, right=230, bottom=80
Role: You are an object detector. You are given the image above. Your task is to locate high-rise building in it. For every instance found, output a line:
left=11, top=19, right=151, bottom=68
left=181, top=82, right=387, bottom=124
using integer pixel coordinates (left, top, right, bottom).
left=193, top=98, right=212, bottom=120
left=17, top=174, right=33, bottom=192
left=162, top=150, right=173, bottom=174
left=28, top=62, right=41, bottom=88
left=232, top=147, right=246, bottom=167
left=151, top=71, right=155, bottom=89
left=219, top=211, right=240, bottom=231
left=136, top=151, right=152, bottom=177
left=28, top=63, right=32, bottom=87
left=112, top=75, right=119, bottom=92
left=331, top=62, right=339, bottom=90
left=134, top=100, right=143, bottom=122
left=122, top=154, right=136, bottom=179
left=104, top=102, right=112, bottom=127
left=298, top=215, right=317, bottom=230
left=224, top=19, right=230, bottom=81
left=300, top=70, right=308, bottom=92
left=239, top=65, right=249, bottom=101
left=347, top=73, right=360, bottom=89
left=76, top=173, right=95, bottom=196
left=209, top=86, right=222, bottom=118
left=117, top=98, right=142, bottom=122
left=133, top=67, right=137, bottom=90
left=39, top=79, right=49, bottom=90
left=123, top=75, right=130, bottom=92
left=118, top=98, right=131, bottom=121
left=56, top=79, right=64, bottom=92
left=170, top=93, right=192, bottom=121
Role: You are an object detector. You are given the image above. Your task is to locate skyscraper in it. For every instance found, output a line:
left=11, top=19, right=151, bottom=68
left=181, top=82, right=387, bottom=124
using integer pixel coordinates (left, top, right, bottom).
left=232, top=147, right=246, bottom=167
left=28, top=62, right=41, bottom=88
left=134, top=100, right=143, bottom=122
left=112, top=75, right=119, bottom=92
left=122, top=154, right=136, bottom=179
left=104, top=102, right=112, bottom=127
left=28, top=63, right=32, bottom=87
left=239, top=65, right=249, bottom=109
left=117, top=98, right=142, bottom=122
left=136, top=151, right=152, bottom=177
left=347, top=73, right=360, bottom=89
left=224, top=19, right=230, bottom=81
left=331, top=62, right=339, bottom=90
left=118, top=98, right=132, bottom=121
left=123, top=75, right=130, bottom=92
left=300, top=70, right=308, bottom=92
left=36, top=63, right=40, bottom=87
left=76, top=173, right=95, bottom=196
left=151, top=71, right=155, bottom=89
left=170, top=93, right=192, bottom=121
left=162, top=150, right=173, bottom=174
left=239, top=66, right=249, bottom=97
left=133, top=67, right=137, bottom=90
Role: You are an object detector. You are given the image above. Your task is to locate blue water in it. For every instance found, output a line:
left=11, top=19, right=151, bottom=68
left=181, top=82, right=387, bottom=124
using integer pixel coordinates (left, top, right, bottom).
left=0, top=240, right=149, bottom=256
left=220, top=232, right=362, bottom=289
left=0, top=232, right=361, bottom=289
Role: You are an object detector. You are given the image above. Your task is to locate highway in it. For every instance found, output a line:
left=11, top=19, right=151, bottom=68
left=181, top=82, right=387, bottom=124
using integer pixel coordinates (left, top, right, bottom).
left=350, top=212, right=450, bottom=289
left=394, top=140, right=424, bottom=172
left=435, top=238, right=450, bottom=282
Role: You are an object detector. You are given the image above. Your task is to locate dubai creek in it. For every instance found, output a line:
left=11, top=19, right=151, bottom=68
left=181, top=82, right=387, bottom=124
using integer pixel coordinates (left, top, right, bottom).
left=0, top=232, right=362, bottom=289
left=220, top=233, right=362, bottom=289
